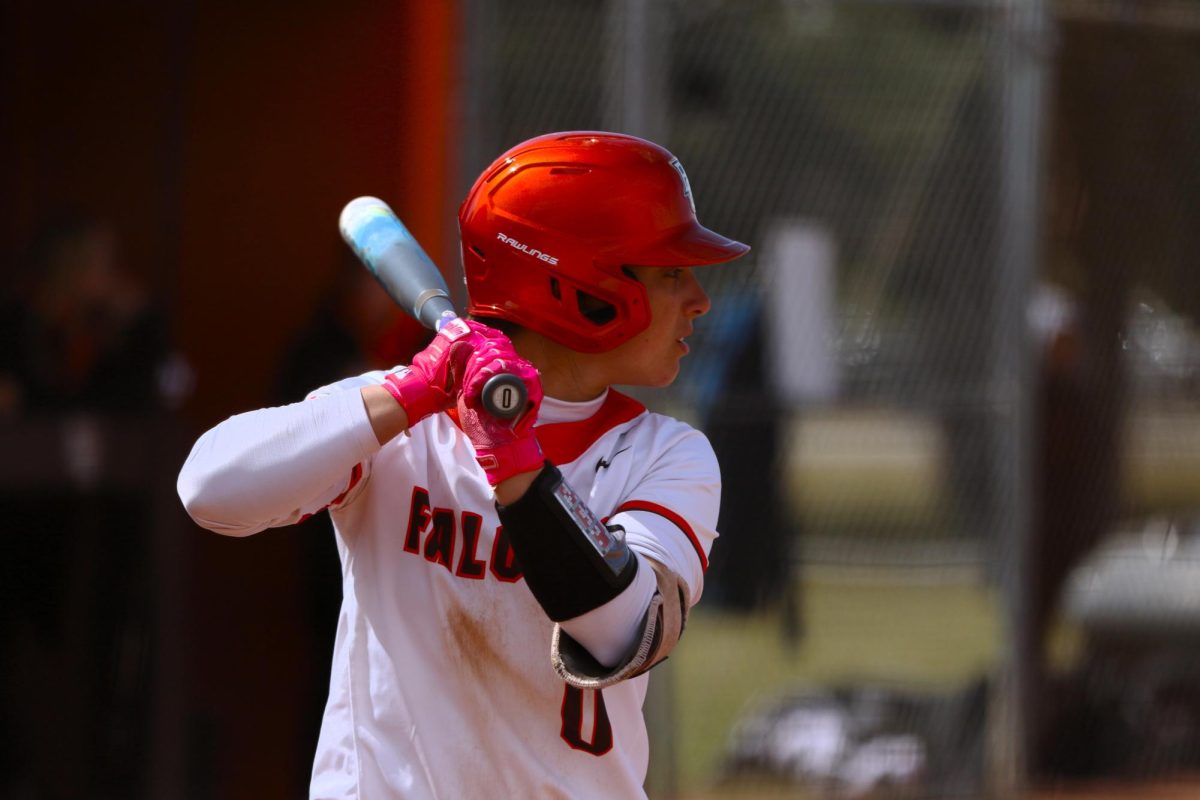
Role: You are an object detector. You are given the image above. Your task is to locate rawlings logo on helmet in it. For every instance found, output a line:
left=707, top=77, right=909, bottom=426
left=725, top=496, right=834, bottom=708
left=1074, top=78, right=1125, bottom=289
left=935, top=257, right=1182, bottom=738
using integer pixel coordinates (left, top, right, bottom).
left=497, top=233, right=559, bottom=265
left=669, top=158, right=696, bottom=214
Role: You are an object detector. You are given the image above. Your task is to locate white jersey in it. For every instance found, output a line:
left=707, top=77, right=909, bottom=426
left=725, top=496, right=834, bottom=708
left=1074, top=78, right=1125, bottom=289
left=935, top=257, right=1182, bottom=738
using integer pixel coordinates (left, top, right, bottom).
left=178, top=373, right=721, bottom=799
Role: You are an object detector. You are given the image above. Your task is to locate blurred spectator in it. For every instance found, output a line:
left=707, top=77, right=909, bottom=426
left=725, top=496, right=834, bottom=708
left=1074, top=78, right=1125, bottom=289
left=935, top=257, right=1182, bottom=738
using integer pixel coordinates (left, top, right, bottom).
left=1027, top=282, right=1119, bottom=777
left=0, top=211, right=171, bottom=416
left=0, top=211, right=179, bottom=797
left=701, top=305, right=792, bottom=616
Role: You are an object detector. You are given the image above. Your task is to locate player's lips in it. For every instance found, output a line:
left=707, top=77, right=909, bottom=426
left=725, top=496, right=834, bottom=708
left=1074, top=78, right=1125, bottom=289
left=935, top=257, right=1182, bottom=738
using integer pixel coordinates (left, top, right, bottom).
left=676, top=329, right=692, bottom=354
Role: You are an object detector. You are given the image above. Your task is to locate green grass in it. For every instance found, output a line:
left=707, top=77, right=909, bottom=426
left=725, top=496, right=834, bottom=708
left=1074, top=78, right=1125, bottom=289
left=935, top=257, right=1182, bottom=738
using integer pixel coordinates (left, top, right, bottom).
left=667, top=571, right=1001, bottom=796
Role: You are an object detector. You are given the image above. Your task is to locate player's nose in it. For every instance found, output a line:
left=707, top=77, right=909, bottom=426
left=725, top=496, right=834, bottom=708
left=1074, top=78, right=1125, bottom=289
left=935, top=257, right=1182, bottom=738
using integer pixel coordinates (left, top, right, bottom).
left=683, top=270, right=711, bottom=318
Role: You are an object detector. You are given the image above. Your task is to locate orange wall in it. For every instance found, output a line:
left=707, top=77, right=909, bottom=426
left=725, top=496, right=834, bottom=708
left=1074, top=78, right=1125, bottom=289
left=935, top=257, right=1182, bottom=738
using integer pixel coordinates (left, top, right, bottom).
left=0, top=2, right=179, bottom=298
left=177, top=5, right=459, bottom=798
left=178, top=1, right=458, bottom=426
left=1, top=0, right=459, bottom=427
left=1, top=3, right=459, bottom=797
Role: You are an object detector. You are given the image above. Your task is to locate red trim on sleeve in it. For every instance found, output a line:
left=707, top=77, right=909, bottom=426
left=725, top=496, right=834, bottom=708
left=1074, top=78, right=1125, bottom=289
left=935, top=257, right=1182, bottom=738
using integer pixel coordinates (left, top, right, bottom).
left=332, top=463, right=364, bottom=506
left=297, top=462, right=363, bottom=523
left=614, top=499, right=708, bottom=572
left=325, top=462, right=364, bottom=511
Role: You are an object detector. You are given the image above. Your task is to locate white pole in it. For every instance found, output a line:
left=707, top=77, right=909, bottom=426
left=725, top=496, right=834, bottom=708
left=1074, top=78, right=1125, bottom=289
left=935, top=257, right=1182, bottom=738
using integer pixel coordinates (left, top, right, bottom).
left=988, top=0, right=1050, bottom=795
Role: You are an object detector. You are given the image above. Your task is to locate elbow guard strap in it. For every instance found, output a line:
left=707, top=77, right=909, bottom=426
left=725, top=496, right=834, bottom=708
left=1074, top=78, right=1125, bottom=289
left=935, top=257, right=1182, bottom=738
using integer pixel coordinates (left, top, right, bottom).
left=496, top=464, right=638, bottom=621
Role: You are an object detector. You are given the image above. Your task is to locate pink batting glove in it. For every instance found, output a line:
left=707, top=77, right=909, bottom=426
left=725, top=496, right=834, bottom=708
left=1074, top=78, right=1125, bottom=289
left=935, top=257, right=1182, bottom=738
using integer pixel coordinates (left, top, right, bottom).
left=380, top=318, right=501, bottom=427
left=455, top=335, right=544, bottom=485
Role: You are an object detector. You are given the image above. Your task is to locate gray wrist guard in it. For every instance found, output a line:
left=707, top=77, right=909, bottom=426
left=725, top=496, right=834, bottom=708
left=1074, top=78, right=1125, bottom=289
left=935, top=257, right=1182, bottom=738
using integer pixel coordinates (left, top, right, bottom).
left=496, top=464, right=638, bottom=621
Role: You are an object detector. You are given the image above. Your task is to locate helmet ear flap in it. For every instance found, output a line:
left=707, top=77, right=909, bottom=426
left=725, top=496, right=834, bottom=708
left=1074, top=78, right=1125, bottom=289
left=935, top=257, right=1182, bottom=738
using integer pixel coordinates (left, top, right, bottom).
left=576, top=289, right=617, bottom=326
left=551, top=270, right=647, bottom=346
left=546, top=276, right=616, bottom=323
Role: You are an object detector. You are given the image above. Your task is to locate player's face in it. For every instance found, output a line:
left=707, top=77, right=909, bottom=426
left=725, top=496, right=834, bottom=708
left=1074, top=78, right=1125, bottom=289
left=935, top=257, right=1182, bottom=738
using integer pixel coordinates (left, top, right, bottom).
left=604, top=265, right=711, bottom=387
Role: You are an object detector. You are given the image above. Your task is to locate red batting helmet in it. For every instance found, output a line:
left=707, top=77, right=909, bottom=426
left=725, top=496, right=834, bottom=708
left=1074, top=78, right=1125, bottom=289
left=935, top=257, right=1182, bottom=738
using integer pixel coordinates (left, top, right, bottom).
left=459, top=131, right=749, bottom=353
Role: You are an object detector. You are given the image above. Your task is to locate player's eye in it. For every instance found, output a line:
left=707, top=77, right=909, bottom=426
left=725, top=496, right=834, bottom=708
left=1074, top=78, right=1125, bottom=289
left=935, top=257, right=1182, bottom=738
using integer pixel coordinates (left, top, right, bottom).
left=663, top=268, right=683, bottom=280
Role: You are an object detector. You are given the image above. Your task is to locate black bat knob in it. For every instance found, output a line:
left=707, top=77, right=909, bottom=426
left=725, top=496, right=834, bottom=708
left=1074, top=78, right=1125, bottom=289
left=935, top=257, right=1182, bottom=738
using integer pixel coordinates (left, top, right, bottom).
left=481, top=374, right=528, bottom=419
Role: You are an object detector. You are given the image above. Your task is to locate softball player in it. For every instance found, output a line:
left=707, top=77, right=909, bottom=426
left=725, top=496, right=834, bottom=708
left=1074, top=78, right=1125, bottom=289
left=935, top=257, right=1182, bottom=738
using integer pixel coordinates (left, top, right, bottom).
left=178, top=132, right=748, bottom=798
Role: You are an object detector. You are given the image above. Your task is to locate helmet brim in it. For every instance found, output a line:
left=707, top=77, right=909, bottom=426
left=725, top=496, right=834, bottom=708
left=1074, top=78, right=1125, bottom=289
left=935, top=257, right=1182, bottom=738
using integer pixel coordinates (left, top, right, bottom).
left=620, top=221, right=750, bottom=268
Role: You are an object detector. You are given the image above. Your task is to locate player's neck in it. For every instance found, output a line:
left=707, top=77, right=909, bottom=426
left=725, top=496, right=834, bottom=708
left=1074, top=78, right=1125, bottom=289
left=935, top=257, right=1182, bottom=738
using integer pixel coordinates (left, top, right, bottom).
left=511, top=330, right=610, bottom=402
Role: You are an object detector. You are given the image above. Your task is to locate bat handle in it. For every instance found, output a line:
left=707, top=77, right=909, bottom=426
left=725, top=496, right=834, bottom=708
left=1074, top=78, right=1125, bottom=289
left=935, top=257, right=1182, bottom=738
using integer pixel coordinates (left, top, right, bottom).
left=481, top=374, right=528, bottom=420
left=433, top=312, right=528, bottom=420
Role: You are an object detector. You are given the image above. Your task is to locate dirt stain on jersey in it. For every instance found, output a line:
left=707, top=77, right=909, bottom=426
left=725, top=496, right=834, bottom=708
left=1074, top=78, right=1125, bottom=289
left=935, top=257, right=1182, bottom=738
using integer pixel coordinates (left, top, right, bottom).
left=444, top=602, right=542, bottom=707
left=443, top=602, right=568, bottom=797
left=446, top=603, right=506, bottom=680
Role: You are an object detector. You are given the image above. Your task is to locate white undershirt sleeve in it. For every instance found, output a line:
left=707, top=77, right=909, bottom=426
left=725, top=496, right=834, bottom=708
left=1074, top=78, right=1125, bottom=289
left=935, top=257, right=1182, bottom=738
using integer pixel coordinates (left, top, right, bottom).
left=557, top=553, right=657, bottom=667
left=177, top=387, right=381, bottom=536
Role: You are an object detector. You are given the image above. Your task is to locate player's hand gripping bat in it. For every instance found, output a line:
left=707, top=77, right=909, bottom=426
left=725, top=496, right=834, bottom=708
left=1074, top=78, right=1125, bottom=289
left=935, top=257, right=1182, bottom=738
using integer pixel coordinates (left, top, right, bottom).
left=339, top=197, right=528, bottom=419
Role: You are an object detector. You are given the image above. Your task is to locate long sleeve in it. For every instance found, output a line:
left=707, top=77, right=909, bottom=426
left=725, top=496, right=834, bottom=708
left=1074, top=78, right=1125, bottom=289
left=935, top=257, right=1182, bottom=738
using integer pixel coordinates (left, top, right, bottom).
left=558, top=555, right=657, bottom=667
left=549, top=410, right=721, bottom=686
left=177, top=385, right=381, bottom=536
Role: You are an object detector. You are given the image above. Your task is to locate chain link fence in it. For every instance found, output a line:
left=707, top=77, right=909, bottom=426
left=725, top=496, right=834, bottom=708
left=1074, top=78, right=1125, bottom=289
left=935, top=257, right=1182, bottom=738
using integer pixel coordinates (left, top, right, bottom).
left=461, top=1, right=1200, bottom=796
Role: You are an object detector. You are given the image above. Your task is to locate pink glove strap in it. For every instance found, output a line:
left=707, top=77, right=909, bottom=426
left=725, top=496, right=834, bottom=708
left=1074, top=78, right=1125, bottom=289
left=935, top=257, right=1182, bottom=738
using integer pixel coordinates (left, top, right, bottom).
left=382, top=369, right=446, bottom=427
left=476, top=436, right=545, bottom=486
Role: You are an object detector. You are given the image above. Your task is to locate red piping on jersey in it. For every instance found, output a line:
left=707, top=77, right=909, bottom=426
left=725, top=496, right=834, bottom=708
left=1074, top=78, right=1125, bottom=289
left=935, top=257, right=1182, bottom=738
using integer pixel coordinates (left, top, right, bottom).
left=614, top=500, right=708, bottom=572
left=447, top=389, right=645, bottom=466
left=298, top=462, right=364, bottom=523
left=332, top=463, right=365, bottom=506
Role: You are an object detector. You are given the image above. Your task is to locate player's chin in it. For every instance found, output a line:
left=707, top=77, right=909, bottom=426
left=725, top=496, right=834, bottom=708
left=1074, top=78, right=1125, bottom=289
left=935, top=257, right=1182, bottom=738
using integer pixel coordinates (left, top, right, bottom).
left=647, top=362, right=683, bottom=388
left=621, top=351, right=684, bottom=388
left=623, top=365, right=679, bottom=389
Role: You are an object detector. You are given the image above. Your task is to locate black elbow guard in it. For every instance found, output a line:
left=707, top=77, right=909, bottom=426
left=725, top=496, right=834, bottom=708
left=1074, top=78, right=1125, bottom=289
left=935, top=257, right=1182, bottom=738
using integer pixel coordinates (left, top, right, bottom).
left=497, top=464, right=638, bottom=622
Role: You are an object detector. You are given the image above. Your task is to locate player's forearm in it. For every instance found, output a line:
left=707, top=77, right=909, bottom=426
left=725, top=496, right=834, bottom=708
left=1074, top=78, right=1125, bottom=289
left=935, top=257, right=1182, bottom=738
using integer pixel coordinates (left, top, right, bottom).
left=361, top=384, right=411, bottom=444
left=177, top=387, right=380, bottom=535
left=493, top=463, right=652, bottom=667
left=492, top=468, right=539, bottom=505
left=558, top=555, right=657, bottom=667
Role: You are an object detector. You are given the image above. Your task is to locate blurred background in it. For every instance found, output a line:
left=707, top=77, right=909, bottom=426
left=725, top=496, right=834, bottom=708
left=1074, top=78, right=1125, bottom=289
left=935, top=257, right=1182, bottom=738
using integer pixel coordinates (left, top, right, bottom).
left=1, top=0, right=1198, bottom=798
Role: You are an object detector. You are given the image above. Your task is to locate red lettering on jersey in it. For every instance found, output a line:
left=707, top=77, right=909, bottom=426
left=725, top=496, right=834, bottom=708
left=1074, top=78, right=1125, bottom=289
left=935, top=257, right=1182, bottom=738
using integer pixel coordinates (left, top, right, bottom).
left=455, top=512, right=487, bottom=579
left=489, top=525, right=523, bottom=583
left=424, top=507, right=456, bottom=572
left=405, top=489, right=524, bottom=585
left=560, top=685, right=613, bottom=756
left=405, top=486, right=432, bottom=553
